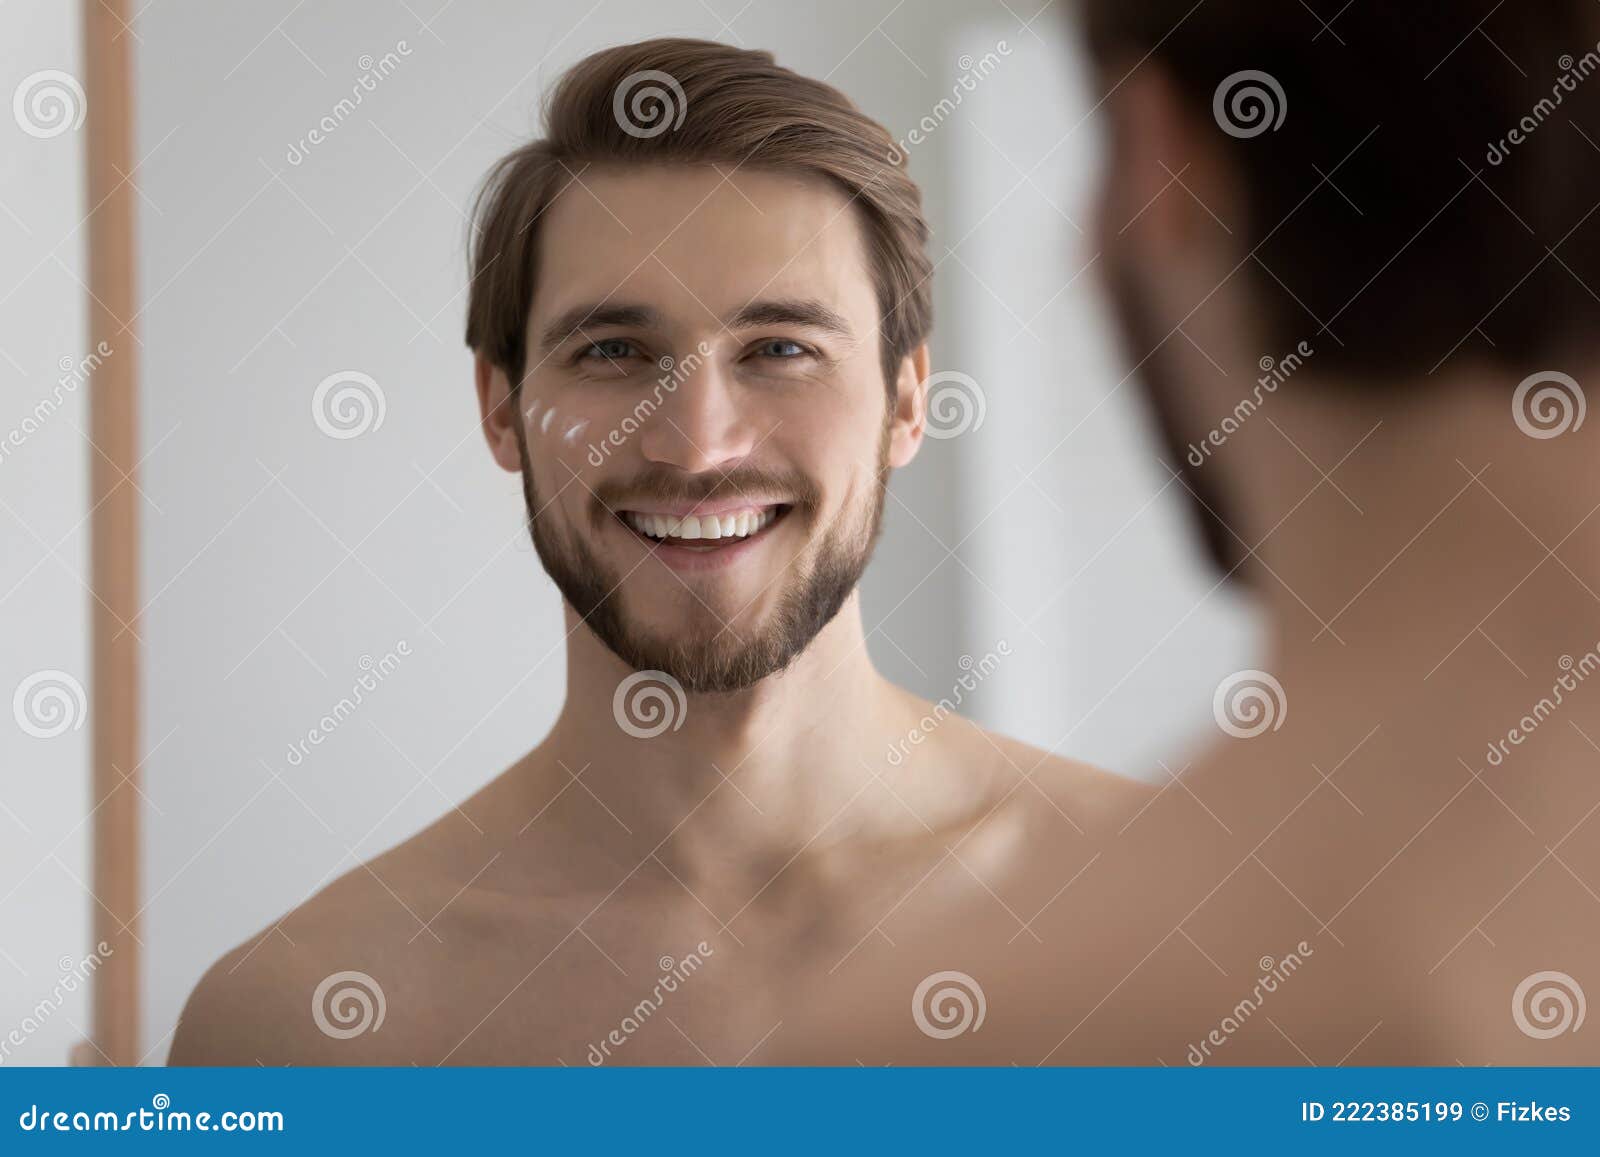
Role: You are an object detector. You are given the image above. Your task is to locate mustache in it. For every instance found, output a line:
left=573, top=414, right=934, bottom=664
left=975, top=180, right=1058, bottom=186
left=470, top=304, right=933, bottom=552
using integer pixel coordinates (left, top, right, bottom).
left=591, top=464, right=821, bottom=512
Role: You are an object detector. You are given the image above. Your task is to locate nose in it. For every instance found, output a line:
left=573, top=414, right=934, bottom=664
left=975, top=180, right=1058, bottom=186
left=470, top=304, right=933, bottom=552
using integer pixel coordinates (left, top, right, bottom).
left=636, top=352, right=759, bottom=474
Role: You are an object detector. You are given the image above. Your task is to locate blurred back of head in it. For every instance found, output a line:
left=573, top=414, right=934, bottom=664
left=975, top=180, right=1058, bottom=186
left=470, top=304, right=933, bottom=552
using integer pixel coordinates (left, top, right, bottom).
left=1080, top=0, right=1600, bottom=377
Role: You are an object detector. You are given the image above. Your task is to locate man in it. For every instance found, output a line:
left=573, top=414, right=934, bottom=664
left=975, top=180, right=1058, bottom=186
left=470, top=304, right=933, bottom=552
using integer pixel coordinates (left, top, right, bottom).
left=800, top=0, right=1600, bottom=1064
left=168, top=37, right=1146, bottom=1065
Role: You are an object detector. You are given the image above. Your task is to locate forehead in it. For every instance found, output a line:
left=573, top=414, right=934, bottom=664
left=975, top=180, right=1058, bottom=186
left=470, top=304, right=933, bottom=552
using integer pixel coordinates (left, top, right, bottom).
left=531, top=163, right=877, bottom=328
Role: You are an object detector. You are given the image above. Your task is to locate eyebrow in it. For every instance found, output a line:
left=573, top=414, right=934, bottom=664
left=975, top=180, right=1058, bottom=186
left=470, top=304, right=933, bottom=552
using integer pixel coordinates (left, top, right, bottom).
left=726, top=298, right=853, bottom=338
left=536, top=297, right=854, bottom=353
left=537, top=303, right=657, bottom=353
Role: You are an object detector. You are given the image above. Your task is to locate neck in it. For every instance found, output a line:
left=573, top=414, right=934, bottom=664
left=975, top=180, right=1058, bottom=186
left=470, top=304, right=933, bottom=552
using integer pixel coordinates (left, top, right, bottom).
left=1224, top=362, right=1600, bottom=715
left=534, top=593, right=923, bottom=879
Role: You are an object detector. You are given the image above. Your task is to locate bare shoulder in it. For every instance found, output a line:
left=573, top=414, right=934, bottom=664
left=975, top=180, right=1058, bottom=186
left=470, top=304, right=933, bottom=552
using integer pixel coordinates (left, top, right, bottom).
left=167, top=852, right=421, bottom=1065
left=893, top=683, right=1156, bottom=834
left=168, top=805, right=527, bottom=1066
left=983, top=727, right=1154, bottom=813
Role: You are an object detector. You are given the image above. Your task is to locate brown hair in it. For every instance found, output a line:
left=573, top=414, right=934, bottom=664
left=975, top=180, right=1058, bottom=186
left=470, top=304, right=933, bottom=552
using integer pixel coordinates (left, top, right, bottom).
left=465, top=37, right=932, bottom=389
left=1079, top=0, right=1600, bottom=376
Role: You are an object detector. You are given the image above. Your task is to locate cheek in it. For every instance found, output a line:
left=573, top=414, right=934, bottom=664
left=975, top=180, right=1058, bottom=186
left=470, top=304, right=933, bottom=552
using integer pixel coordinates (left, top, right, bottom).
left=521, top=390, right=599, bottom=471
left=787, top=376, right=882, bottom=437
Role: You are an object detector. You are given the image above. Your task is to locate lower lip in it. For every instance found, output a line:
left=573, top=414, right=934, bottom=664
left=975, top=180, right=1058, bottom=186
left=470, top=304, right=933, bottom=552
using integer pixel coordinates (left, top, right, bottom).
left=617, top=510, right=787, bottom=573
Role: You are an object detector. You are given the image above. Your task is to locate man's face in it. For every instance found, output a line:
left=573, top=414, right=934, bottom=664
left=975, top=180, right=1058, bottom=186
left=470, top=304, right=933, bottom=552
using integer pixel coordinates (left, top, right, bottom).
left=488, top=164, right=919, bottom=692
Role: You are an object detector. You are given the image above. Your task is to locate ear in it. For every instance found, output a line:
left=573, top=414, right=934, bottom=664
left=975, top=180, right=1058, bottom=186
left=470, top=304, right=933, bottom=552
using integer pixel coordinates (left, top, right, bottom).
left=886, top=342, right=930, bottom=469
left=1099, top=61, right=1237, bottom=267
left=475, top=354, right=522, bottom=473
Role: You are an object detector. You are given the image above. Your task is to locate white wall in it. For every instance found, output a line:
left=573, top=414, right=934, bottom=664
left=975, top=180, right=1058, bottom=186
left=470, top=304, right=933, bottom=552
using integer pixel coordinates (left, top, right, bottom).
left=0, top=0, right=94, bottom=1066
left=941, top=19, right=1259, bottom=774
left=127, top=0, right=1257, bottom=1064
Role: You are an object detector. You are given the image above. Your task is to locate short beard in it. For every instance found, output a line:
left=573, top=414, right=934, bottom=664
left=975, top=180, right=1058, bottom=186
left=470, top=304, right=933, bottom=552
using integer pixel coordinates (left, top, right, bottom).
left=1101, top=250, right=1246, bottom=582
left=514, top=420, right=889, bottom=694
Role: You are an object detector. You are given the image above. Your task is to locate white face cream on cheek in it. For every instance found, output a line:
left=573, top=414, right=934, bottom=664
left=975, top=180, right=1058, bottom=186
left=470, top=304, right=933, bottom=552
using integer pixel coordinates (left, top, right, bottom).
left=540, top=406, right=557, bottom=435
left=561, top=418, right=590, bottom=445
left=522, top=395, right=542, bottom=426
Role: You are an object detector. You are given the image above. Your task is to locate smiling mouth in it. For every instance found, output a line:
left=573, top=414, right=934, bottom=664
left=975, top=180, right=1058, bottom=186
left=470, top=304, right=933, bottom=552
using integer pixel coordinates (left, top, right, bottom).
left=617, top=504, right=790, bottom=551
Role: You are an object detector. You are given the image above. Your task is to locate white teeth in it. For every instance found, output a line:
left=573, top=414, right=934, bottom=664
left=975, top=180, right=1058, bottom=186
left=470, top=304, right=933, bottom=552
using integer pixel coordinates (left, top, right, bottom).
left=623, top=507, right=779, bottom=543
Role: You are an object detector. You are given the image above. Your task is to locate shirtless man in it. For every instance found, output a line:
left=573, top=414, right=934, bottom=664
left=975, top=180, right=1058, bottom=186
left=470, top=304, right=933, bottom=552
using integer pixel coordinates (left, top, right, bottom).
left=167, top=37, right=1148, bottom=1066
left=791, top=0, right=1600, bottom=1064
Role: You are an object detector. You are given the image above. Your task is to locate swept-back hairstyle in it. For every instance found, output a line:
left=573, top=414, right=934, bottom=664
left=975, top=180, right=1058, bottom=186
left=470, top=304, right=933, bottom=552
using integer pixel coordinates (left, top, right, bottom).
left=465, top=37, right=933, bottom=388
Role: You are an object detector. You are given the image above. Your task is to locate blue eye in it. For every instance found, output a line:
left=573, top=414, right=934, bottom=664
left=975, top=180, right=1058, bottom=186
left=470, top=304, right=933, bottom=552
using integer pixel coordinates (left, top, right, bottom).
left=757, top=339, right=806, bottom=358
left=579, top=338, right=638, bottom=362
